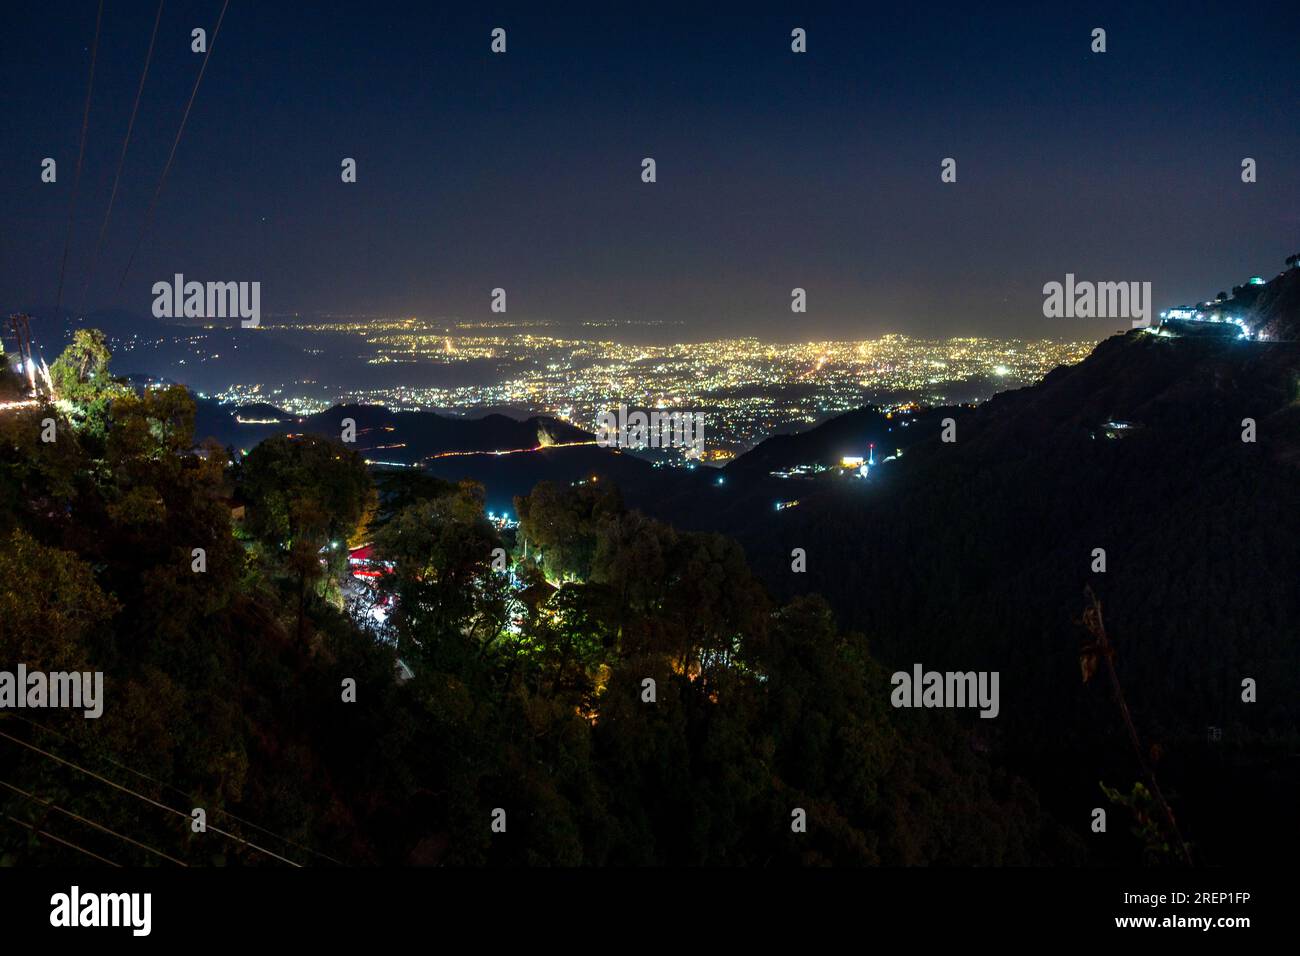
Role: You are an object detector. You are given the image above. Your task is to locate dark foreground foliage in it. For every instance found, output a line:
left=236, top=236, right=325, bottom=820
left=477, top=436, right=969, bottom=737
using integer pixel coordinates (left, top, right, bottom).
left=0, top=340, right=1077, bottom=866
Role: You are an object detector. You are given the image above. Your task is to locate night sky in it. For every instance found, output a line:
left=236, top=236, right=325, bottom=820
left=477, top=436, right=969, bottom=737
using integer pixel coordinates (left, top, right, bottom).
left=2, top=1, right=1297, bottom=341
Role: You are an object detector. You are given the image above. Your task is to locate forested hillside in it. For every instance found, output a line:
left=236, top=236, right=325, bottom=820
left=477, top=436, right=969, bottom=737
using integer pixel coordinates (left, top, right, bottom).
left=738, top=331, right=1300, bottom=864
left=0, top=332, right=1077, bottom=866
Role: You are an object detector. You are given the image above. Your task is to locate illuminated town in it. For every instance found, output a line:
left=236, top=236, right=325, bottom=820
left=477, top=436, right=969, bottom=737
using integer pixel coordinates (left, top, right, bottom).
left=165, top=318, right=1099, bottom=454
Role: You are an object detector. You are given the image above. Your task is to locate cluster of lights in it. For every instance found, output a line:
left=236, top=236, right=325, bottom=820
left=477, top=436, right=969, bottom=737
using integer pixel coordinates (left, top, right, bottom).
left=486, top=511, right=519, bottom=530
left=212, top=327, right=1095, bottom=456
left=1155, top=308, right=1256, bottom=340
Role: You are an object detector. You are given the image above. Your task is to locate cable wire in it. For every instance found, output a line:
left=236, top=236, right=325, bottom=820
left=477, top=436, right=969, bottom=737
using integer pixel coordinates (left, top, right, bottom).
left=3, top=813, right=121, bottom=867
left=6, top=713, right=342, bottom=865
left=119, top=0, right=231, bottom=290
left=0, top=777, right=188, bottom=866
left=0, top=729, right=301, bottom=867
left=55, top=0, right=105, bottom=317
left=78, top=0, right=166, bottom=314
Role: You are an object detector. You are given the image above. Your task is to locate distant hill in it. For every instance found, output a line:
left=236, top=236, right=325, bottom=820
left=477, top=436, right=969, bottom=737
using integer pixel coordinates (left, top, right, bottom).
left=613, top=405, right=979, bottom=539
left=723, top=406, right=961, bottom=479
left=723, top=329, right=1300, bottom=864
left=191, top=398, right=666, bottom=514
left=196, top=399, right=592, bottom=456
left=1251, top=262, right=1300, bottom=341
left=1161, top=259, right=1300, bottom=342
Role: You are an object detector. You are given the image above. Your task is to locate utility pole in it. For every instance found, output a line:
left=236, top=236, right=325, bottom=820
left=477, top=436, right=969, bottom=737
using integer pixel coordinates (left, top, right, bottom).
left=5, top=313, right=37, bottom=394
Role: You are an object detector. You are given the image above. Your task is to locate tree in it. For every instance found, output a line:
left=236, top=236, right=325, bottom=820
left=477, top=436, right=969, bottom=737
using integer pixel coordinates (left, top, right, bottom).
left=240, top=434, right=373, bottom=639
left=515, top=480, right=621, bottom=582
left=0, top=403, right=83, bottom=535
left=48, top=329, right=128, bottom=438
left=0, top=528, right=118, bottom=669
left=106, top=385, right=196, bottom=461
left=373, top=481, right=508, bottom=666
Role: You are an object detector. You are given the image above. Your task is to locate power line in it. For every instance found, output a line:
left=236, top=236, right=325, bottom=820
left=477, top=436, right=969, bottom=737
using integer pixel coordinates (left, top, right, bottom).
left=0, top=777, right=187, bottom=866
left=55, top=0, right=105, bottom=317
left=7, top=713, right=343, bottom=865
left=0, top=728, right=301, bottom=867
left=119, top=0, right=231, bottom=291
left=3, top=813, right=121, bottom=867
left=79, top=0, right=167, bottom=315
left=0, top=728, right=300, bottom=866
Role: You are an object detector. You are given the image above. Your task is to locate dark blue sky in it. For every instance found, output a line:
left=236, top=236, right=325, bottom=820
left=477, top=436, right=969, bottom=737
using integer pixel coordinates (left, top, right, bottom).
left=2, top=1, right=1297, bottom=340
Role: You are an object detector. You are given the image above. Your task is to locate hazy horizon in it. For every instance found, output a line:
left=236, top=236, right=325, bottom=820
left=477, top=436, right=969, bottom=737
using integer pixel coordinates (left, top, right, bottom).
left=4, top=3, right=1297, bottom=340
